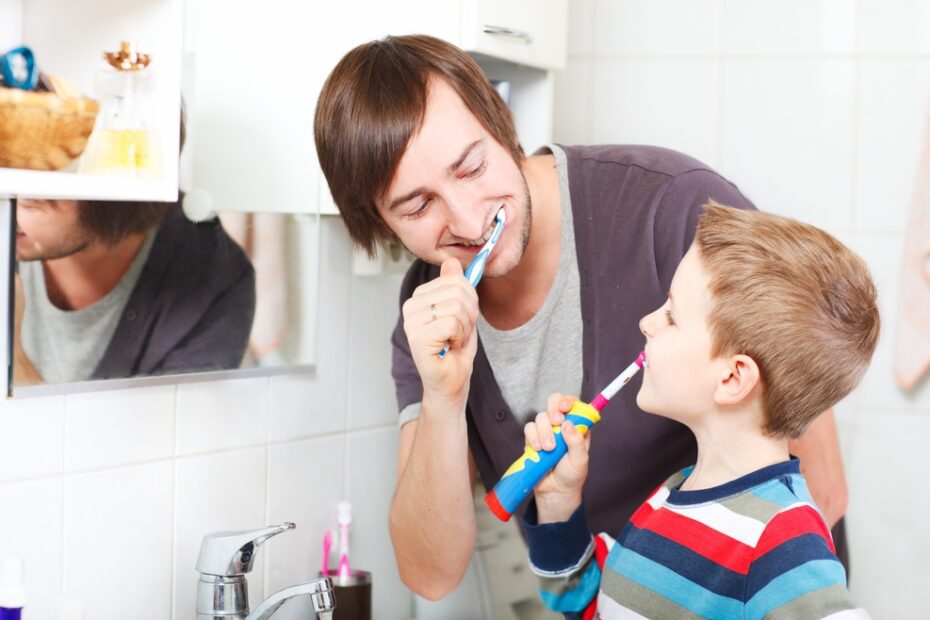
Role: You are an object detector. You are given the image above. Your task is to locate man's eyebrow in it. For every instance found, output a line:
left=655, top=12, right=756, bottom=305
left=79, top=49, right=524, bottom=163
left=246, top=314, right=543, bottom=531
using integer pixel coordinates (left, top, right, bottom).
left=387, top=139, right=484, bottom=211
left=388, top=187, right=427, bottom=212
left=447, top=139, right=482, bottom=175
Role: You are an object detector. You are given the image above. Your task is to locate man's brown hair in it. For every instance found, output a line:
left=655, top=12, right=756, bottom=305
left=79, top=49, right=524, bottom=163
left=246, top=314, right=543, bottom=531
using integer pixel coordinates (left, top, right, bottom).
left=314, top=35, right=523, bottom=256
left=78, top=200, right=169, bottom=247
left=695, top=202, right=880, bottom=438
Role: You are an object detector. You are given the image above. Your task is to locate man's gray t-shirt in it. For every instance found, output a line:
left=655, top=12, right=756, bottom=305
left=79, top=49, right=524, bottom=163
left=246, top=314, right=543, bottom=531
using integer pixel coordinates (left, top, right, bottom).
left=476, top=145, right=583, bottom=421
left=21, top=231, right=155, bottom=383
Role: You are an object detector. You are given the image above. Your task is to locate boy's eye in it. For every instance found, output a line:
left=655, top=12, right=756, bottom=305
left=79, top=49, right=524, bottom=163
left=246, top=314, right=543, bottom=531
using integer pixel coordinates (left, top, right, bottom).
left=665, top=309, right=676, bottom=326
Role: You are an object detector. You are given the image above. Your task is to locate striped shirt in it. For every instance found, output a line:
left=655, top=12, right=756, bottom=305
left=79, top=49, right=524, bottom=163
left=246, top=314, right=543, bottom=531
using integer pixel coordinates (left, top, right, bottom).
left=524, top=459, right=870, bottom=619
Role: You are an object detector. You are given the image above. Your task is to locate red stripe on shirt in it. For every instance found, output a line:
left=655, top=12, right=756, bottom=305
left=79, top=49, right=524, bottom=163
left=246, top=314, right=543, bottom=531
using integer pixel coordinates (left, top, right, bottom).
left=754, top=505, right=835, bottom=558
left=629, top=502, right=755, bottom=574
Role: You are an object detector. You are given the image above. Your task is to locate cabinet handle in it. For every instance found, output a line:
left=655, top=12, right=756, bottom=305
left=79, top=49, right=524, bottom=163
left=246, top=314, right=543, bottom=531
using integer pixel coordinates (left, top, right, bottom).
left=482, top=25, right=533, bottom=44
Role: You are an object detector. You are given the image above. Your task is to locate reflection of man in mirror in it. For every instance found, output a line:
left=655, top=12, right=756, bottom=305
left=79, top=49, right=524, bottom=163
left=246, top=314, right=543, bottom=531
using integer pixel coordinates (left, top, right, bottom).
left=14, top=196, right=256, bottom=384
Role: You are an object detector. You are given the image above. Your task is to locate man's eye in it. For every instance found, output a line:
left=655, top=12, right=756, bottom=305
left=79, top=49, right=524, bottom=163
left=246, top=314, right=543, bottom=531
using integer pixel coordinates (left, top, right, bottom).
left=665, top=309, right=675, bottom=326
left=465, top=161, right=487, bottom=178
left=406, top=198, right=432, bottom=219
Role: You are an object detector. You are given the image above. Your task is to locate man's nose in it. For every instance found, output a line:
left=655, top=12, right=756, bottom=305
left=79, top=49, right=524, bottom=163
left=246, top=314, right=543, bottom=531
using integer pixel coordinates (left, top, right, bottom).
left=444, top=193, right=485, bottom=241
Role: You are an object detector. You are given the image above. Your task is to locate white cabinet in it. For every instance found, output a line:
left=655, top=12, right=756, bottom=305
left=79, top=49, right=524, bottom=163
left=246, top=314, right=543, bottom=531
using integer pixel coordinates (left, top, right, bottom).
left=185, top=2, right=461, bottom=214
left=461, top=0, right=568, bottom=71
left=0, top=0, right=183, bottom=201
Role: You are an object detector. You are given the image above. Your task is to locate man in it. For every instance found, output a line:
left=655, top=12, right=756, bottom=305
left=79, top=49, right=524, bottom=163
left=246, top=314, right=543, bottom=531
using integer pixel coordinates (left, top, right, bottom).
left=14, top=196, right=255, bottom=383
left=314, top=34, right=849, bottom=600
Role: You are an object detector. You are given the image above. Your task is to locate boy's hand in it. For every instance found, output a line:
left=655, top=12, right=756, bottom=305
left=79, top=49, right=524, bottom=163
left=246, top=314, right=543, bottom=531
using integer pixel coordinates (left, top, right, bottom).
left=524, top=393, right=590, bottom=523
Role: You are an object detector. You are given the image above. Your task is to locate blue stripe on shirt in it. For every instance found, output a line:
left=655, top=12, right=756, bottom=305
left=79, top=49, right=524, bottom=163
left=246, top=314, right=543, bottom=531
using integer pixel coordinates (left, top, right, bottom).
left=608, top=545, right=744, bottom=620
left=746, top=559, right=848, bottom=619
left=746, top=533, right=843, bottom=599
left=539, top=559, right=601, bottom=613
left=618, top=524, right=746, bottom=600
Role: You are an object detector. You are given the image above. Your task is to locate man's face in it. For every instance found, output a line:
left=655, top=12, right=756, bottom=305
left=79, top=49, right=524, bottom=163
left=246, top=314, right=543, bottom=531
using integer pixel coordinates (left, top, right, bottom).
left=16, top=199, right=92, bottom=262
left=377, top=79, right=531, bottom=277
left=637, top=245, right=720, bottom=422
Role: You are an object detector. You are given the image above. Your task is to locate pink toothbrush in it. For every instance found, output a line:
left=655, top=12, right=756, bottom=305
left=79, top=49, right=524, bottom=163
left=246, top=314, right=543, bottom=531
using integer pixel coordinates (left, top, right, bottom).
left=337, top=501, right=352, bottom=579
left=321, top=530, right=332, bottom=576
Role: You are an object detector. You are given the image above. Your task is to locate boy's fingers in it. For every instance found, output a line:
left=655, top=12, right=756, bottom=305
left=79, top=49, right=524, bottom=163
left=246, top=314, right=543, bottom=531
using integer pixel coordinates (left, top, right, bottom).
left=524, top=422, right=540, bottom=451
left=535, top=411, right=556, bottom=450
left=563, top=422, right=589, bottom=469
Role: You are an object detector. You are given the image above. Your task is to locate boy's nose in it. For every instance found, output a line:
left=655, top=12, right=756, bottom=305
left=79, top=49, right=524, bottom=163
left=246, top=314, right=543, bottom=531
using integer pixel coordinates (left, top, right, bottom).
left=639, top=313, right=653, bottom=338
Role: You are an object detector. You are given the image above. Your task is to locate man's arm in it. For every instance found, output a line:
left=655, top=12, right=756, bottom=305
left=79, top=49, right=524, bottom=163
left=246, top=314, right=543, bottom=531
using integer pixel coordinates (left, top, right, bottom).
left=789, top=409, right=848, bottom=528
left=12, top=273, right=43, bottom=386
left=390, top=414, right=477, bottom=600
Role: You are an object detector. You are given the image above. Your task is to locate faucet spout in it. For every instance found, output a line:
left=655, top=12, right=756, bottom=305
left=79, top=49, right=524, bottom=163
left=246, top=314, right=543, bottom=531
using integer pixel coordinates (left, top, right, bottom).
left=246, top=576, right=335, bottom=620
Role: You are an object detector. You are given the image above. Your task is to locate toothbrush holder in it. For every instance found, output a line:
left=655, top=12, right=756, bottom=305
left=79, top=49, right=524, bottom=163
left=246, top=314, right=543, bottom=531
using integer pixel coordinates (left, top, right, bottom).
left=319, top=570, right=371, bottom=620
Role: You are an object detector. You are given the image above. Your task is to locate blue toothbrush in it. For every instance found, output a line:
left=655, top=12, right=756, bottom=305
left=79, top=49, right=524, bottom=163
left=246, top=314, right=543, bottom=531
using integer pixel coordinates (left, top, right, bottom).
left=438, top=208, right=507, bottom=358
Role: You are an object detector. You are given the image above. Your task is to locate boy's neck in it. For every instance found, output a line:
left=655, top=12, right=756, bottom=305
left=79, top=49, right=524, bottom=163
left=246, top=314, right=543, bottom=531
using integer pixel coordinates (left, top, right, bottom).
left=680, top=408, right=790, bottom=492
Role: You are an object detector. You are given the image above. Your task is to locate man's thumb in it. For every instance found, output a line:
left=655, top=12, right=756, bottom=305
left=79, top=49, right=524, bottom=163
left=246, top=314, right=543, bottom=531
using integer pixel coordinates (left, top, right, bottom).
left=440, top=257, right=463, bottom=277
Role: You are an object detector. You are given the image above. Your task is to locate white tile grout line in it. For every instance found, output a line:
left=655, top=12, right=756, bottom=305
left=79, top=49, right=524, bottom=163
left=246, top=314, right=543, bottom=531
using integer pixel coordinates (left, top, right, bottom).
left=58, top=394, right=66, bottom=600
left=170, top=383, right=180, bottom=619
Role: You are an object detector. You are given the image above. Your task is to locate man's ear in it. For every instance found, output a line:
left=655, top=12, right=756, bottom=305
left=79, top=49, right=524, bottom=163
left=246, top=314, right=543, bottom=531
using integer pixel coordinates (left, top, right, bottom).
left=714, top=354, right=761, bottom=406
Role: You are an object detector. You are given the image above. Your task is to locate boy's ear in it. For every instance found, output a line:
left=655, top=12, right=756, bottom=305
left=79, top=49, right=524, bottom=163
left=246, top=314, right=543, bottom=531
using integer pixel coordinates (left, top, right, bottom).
left=714, top=354, right=761, bottom=406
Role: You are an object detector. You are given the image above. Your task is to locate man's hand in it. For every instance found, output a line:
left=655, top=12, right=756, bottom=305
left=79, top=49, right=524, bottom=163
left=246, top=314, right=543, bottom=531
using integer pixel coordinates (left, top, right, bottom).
left=402, top=258, right=479, bottom=412
left=525, top=393, right=590, bottom=523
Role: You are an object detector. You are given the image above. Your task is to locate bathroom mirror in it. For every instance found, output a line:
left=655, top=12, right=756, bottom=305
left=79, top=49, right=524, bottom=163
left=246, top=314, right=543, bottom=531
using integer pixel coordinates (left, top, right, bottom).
left=9, top=199, right=320, bottom=395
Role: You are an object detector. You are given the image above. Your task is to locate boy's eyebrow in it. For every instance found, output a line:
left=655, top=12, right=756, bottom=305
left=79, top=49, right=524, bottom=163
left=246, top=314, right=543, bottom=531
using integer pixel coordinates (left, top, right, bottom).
left=387, top=139, right=483, bottom=212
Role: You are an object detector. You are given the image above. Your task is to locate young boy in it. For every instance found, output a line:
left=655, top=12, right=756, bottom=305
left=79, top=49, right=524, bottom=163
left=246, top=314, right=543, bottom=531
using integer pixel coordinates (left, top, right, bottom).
left=522, top=202, right=878, bottom=619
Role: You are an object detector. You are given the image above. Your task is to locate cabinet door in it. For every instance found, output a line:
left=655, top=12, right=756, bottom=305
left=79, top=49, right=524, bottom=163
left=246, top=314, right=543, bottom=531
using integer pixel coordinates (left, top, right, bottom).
left=186, top=1, right=459, bottom=215
left=0, top=0, right=182, bottom=201
left=461, top=0, right=567, bottom=71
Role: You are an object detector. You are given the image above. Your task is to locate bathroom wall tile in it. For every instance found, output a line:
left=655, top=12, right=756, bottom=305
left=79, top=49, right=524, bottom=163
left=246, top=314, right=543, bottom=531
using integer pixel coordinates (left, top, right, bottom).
left=346, top=427, right=409, bottom=620
left=592, top=59, right=721, bottom=168
left=0, top=477, right=62, bottom=620
left=62, top=462, right=173, bottom=619
left=0, top=395, right=64, bottom=482
left=64, top=385, right=175, bottom=471
left=594, top=0, right=721, bottom=56
left=174, top=447, right=267, bottom=619
left=269, top=372, right=344, bottom=441
left=347, top=272, right=406, bottom=430
left=567, top=0, right=597, bottom=56
left=845, top=411, right=930, bottom=615
left=176, top=376, right=268, bottom=455
left=720, top=58, right=856, bottom=235
left=846, top=234, right=930, bottom=412
left=854, top=59, right=930, bottom=235
left=723, top=0, right=857, bottom=55
left=553, top=59, right=595, bottom=144
left=859, top=0, right=930, bottom=55
left=262, top=436, right=346, bottom=619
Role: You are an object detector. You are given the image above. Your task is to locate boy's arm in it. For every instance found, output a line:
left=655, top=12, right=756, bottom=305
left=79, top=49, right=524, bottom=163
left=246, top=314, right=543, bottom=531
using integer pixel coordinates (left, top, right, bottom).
left=745, top=504, right=870, bottom=619
left=523, top=500, right=602, bottom=615
left=789, top=409, right=847, bottom=528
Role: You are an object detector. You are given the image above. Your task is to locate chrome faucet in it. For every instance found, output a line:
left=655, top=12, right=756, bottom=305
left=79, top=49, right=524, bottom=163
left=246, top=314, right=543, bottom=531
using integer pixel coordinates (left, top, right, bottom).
left=195, top=522, right=336, bottom=619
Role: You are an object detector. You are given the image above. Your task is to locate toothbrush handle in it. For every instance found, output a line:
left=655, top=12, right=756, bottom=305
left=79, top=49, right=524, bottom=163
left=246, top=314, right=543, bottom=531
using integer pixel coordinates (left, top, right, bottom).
left=484, top=401, right=600, bottom=521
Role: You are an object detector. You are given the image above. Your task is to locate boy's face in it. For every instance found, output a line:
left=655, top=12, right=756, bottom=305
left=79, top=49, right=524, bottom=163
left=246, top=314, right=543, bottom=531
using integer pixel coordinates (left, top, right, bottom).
left=376, top=78, right=531, bottom=277
left=637, top=245, right=720, bottom=421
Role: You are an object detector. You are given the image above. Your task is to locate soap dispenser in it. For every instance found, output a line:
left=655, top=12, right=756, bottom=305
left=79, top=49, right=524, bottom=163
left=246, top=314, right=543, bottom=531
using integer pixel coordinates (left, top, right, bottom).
left=80, top=40, right=162, bottom=178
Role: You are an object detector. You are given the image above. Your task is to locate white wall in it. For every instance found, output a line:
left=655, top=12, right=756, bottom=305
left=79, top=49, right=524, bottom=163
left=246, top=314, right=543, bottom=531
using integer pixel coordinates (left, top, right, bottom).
left=0, top=217, right=411, bottom=619
left=554, top=1, right=930, bottom=617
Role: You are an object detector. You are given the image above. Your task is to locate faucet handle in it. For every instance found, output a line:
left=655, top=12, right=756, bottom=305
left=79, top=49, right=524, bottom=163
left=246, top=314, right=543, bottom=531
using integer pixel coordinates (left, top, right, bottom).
left=195, top=522, right=295, bottom=577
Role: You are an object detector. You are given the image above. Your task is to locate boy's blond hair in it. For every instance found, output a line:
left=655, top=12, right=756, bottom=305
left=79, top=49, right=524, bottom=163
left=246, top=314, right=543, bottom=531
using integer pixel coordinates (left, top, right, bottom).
left=695, top=202, right=880, bottom=438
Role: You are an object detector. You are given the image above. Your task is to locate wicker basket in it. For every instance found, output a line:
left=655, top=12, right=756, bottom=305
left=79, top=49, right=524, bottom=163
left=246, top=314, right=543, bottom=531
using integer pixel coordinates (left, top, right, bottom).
left=0, top=85, right=99, bottom=171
